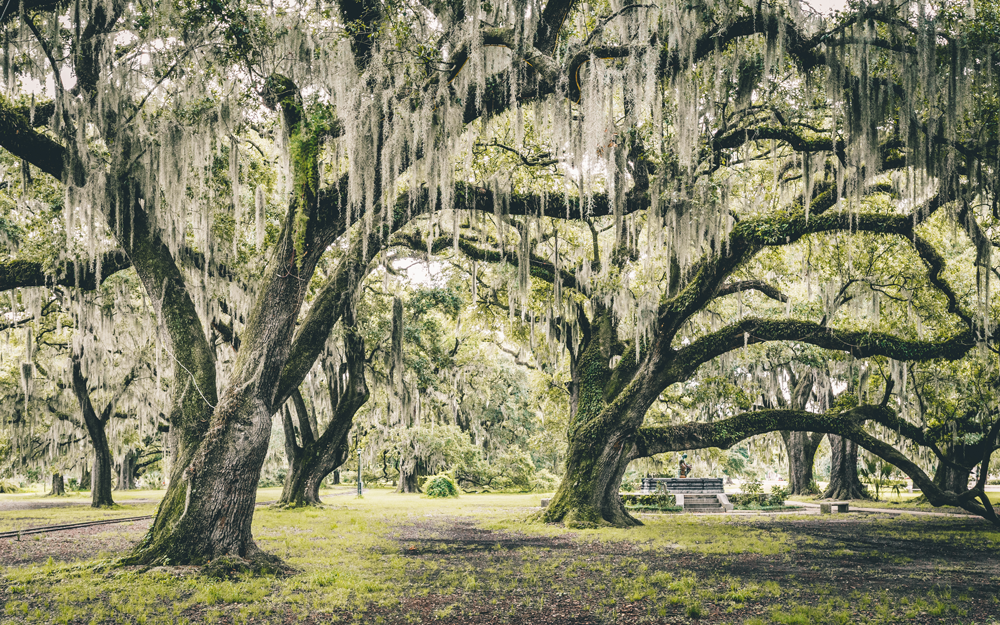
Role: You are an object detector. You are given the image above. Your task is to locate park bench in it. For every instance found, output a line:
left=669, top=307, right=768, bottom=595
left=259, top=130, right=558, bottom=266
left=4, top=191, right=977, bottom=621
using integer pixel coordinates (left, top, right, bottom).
left=820, top=501, right=849, bottom=514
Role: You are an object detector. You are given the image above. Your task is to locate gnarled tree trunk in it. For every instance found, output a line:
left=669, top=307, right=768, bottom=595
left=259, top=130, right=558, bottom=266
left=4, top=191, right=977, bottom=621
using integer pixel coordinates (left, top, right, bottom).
left=823, top=434, right=869, bottom=500
left=541, top=309, right=648, bottom=528
left=71, top=356, right=115, bottom=508
left=280, top=310, right=369, bottom=506
left=781, top=431, right=823, bottom=495
left=397, top=465, right=421, bottom=493
left=912, top=445, right=976, bottom=503
left=116, top=451, right=136, bottom=490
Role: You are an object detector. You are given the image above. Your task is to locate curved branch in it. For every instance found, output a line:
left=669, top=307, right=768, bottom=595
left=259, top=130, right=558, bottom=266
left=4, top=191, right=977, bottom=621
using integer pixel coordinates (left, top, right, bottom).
left=0, top=96, right=67, bottom=181
left=391, top=230, right=579, bottom=291
left=671, top=317, right=975, bottom=381
left=714, top=280, right=788, bottom=303
left=0, top=252, right=132, bottom=292
left=631, top=404, right=996, bottom=522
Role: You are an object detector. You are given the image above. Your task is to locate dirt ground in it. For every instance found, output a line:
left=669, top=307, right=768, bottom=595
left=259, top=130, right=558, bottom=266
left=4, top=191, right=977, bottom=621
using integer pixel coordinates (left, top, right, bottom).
left=357, top=514, right=999, bottom=624
left=1, top=510, right=997, bottom=624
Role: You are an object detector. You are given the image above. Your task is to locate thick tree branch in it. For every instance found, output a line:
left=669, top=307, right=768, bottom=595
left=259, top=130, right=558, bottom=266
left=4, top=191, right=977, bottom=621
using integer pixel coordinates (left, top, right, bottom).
left=0, top=252, right=132, bottom=292
left=631, top=404, right=995, bottom=522
left=671, top=318, right=975, bottom=381
left=0, top=97, right=67, bottom=181
left=714, top=280, right=788, bottom=303
left=392, top=230, right=579, bottom=291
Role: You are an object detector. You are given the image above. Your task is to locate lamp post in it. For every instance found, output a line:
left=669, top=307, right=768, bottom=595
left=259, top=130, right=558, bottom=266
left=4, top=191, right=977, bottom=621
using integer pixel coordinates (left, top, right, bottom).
left=356, top=428, right=363, bottom=498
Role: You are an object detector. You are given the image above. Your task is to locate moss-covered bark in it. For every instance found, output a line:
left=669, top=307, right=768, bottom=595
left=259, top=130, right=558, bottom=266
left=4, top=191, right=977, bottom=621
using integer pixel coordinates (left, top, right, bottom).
left=823, top=435, right=869, bottom=500
left=124, top=76, right=333, bottom=565
left=541, top=309, right=644, bottom=527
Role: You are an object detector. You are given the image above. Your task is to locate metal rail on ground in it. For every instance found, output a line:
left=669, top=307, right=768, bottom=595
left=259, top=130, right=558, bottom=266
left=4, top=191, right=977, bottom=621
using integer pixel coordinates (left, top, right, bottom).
left=0, top=501, right=278, bottom=539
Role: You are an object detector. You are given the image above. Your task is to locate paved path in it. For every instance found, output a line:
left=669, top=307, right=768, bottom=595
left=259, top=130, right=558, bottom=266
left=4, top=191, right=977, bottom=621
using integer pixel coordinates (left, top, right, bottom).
left=784, top=500, right=984, bottom=519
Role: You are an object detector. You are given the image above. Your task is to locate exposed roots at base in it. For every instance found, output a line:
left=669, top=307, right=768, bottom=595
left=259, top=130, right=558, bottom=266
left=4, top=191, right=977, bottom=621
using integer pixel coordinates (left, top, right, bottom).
left=202, top=551, right=297, bottom=579
left=533, top=503, right=643, bottom=529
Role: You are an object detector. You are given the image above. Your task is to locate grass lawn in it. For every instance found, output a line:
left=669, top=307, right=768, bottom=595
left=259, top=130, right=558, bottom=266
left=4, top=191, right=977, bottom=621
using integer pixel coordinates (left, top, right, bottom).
left=0, top=488, right=998, bottom=624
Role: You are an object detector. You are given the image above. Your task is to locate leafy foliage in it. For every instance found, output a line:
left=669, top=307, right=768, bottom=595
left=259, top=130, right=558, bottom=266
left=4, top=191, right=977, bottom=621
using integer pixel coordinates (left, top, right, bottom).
left=423, top=474, right=460, bottom=498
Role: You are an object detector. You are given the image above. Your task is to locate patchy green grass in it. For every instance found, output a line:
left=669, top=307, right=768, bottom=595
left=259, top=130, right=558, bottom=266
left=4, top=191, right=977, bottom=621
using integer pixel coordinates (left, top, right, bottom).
left=1, top=488, right=998, bottom=624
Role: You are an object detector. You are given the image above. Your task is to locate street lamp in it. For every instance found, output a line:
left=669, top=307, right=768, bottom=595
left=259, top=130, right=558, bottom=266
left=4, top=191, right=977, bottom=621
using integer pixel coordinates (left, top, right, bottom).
left=356, top=428, right=364, bottom=498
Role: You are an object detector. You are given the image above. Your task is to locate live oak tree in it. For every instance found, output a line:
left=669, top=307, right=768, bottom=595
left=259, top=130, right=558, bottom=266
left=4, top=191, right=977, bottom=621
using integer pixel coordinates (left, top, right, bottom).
left=390, top=1, right=999, bottom=526
left=1, top=0, right=998, bottom=564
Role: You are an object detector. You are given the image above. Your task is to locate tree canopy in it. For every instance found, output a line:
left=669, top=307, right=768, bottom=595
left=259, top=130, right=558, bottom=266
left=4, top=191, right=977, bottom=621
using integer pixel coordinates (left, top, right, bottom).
left=0, top=0, right=998, bottom=566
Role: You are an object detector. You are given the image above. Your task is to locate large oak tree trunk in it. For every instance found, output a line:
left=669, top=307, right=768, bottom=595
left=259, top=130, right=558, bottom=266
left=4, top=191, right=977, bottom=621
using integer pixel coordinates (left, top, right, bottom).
left=932, top=461, right=972, bottom=493
left=781, top=431, right=823, bottom=495
left=541, top=310, right=650, bottom=528
left=823, top=434, right=869, bottom=500
left=397, top=466, right=421, bottom=493
left=123, top=83, right=338, bottom=565
left=912, top=446, right=976, bottom=503
left=116, top=452, right=136, bottom=491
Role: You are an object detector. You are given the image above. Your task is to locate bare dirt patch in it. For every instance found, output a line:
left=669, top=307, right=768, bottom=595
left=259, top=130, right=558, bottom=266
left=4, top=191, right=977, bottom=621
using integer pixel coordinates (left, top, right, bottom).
left=341, top=514, right=1000, bottom=624
left=0, top=520, right=151, bottom=566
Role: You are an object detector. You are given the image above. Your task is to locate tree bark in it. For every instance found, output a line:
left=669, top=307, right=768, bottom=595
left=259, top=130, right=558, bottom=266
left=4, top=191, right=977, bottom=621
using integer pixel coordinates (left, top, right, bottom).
left=913, top=445, right=976, bottom=503
left=780, top=431, right=823, bottom=495
left=279, top=313, right=369, bottom=506
left=116, top=451, right=136, bottom=490
left=123, top=80, right=337, bottom=565
left=71, top=356, right=115, bottom=508
left=540, top=309, right=646, bottom=528
left=932, top=460, right=972, bottom=493
left=397, top=465, right=421, bottom=493
left=48, top=473, right=65, bottom=496
left=823, top=434, right=869, bottom=500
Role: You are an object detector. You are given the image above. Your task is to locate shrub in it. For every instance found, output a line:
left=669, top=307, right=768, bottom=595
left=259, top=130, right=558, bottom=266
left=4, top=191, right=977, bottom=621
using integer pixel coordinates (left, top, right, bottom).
left=0, top=479, right=19, bottom=493
left=529, top=470, right=559, bottom=492
left=742, top=476, right=763, bottom=495
left=768, top=485, right=790, bottom=506
left=804, top=479, right=821, bottom=495
left=453, top=447, right=538, bottom=492
left=424, top=474, right=460, bottom=498
left=621, top=493, right=677, bottom=508
left=728, top=493, right=769, bottom=507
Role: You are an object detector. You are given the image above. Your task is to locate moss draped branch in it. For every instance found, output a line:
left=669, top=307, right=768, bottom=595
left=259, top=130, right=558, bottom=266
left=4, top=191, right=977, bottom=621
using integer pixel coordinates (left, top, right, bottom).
left=714, top=280, right=788, bottom=303
left=672, top=318, right=974, bottom=380
left=631, top=404, right=997, bottom=523
left=391, top=231, right=579, bottom=291
left=0, top=252, right=132, bottom=292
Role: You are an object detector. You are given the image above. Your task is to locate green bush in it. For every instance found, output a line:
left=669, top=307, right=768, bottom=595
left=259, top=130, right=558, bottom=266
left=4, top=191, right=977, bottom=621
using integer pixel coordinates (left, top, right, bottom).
left=453, top=447, right=538, bottom=492
left=621, top=493, right=677, bottom=508
left=804, top=479, right=821, bottom=495
left=529, top=470, right=559, bottom=492
left=742, top=476, right=763, bottom=495
left=0, top=479, right=19, bottom=493
left=729, top=493, right=769, bottom=507
left=424, top=474, right=460, bottom=498
left=769, top=485, right=790, bottom=506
